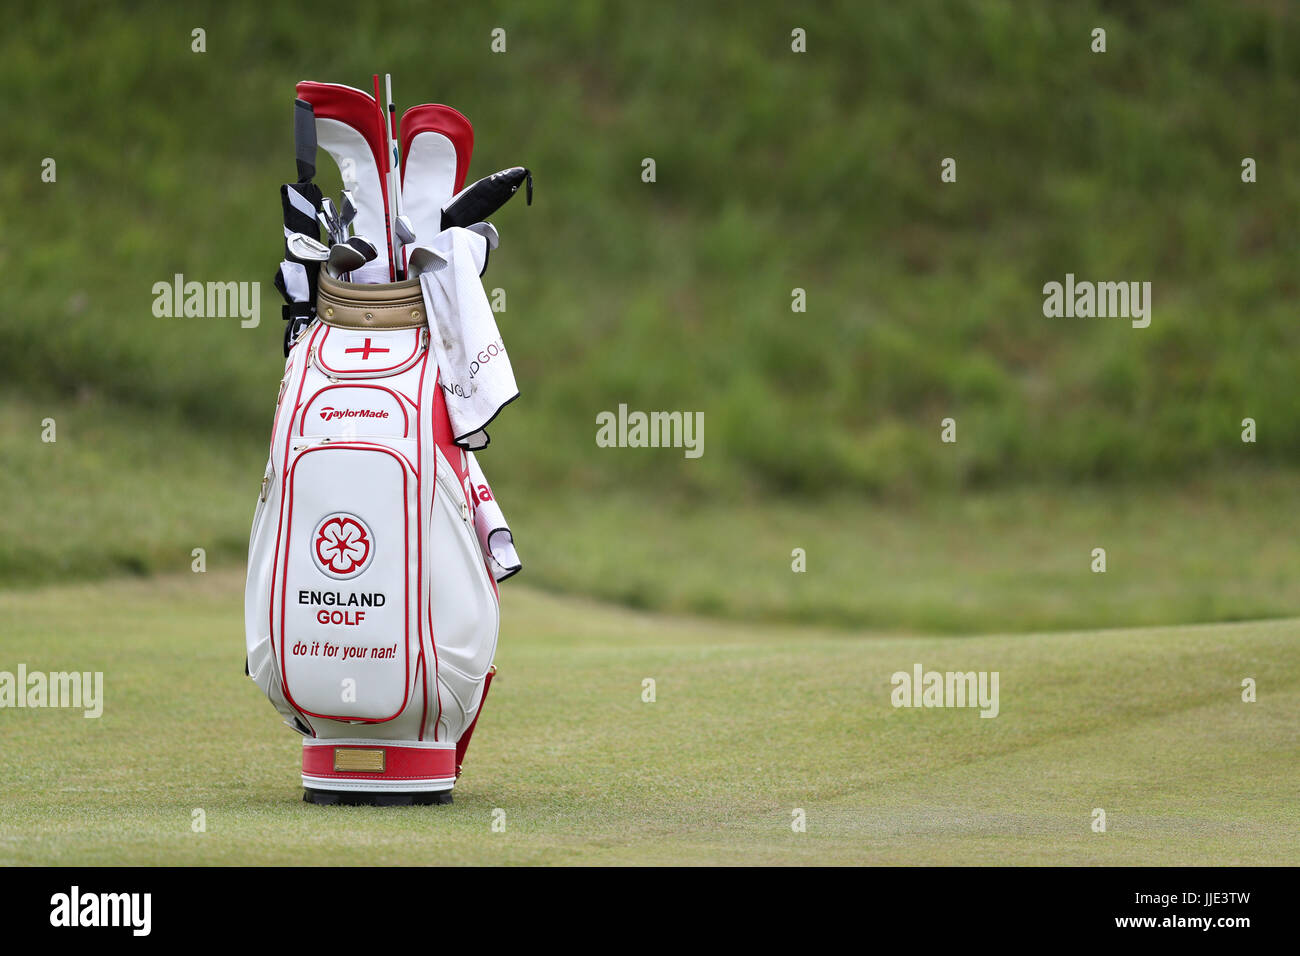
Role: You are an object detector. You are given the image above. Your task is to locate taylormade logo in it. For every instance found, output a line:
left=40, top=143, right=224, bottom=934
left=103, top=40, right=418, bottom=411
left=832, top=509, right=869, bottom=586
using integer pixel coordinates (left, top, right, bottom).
left=319, top=407, right=390, bottom=421
left=891, top=664, right=999, bottom=718
left=1042, top=273, right=1151, bottom=328
left=0, top=665, right=103, bottom=718
left=595, top=404, right=704, bottom=459
left=50, top=886, right=151, bottom=936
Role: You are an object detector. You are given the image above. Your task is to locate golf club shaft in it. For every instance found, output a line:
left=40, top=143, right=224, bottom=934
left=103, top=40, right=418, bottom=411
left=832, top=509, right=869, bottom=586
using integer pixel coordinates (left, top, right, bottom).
left=373, top=74, right=397, bottom=280
left=385, top=73, right=404, bottom=279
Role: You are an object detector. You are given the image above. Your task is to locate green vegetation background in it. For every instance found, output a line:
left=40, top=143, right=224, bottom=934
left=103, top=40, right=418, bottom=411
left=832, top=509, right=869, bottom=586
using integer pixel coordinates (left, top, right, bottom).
left=2, top=1, right=1297, bottom=633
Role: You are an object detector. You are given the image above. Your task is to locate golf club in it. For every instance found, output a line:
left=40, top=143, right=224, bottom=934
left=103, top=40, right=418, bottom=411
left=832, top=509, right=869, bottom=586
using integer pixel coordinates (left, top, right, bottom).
left=346, top=235, right=378, bottom=261
left=373, top=73, right=397, bottom=280
left=385, top=73, right=407, bottom=278
left=317, top=210, right=336, bottom=245
left=286, top=232, right=331, bottom=262
left=326, top=242, right=368, bottom=279
left=338, top=190, right=357, bottom=239
left=441, top=167, right=532, bottom=230
left=394, top=215, right=416, bottom=245
left=322, top=197, right=342, bottom=245
left=335, top=234, right=379, bottom=281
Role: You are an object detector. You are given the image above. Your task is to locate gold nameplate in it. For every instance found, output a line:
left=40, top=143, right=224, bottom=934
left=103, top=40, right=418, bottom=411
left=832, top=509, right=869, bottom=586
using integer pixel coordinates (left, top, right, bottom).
left=334, top=748, right=385, bottom=773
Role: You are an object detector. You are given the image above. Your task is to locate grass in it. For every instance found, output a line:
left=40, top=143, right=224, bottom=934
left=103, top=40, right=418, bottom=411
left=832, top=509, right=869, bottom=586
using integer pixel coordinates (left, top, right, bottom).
left=523, top=471, right=1300, bottom=634
left=8, top=390, right=1300, bottom=635
left=0, top=571, right=1295, bottom=865
left=0, top=391, right=257, bottom=584
left=2, top=2, right=1299, bottom=496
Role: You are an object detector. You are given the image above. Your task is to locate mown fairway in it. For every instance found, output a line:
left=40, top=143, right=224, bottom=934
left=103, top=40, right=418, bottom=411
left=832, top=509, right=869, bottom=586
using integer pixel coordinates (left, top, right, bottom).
left=1, top=572, right=1294, bottom=866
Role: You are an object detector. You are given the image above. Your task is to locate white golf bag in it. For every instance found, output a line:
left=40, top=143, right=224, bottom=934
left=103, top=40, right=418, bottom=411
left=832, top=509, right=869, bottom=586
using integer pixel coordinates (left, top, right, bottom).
left=249, top=80, right=526, bottom=802
left=246, top=273, right=508, bottom=801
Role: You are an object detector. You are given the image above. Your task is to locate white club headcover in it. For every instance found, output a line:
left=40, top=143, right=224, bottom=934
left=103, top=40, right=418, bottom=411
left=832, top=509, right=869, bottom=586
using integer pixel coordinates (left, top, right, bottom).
left=278, top=260, right=311, bottom=302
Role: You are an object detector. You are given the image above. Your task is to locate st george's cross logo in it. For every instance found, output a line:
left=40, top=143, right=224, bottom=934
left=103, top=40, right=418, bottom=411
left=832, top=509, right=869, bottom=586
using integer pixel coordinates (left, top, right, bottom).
left=343, top=337, right=390, bottom=361
left=312, top=513, right=374, bottom=578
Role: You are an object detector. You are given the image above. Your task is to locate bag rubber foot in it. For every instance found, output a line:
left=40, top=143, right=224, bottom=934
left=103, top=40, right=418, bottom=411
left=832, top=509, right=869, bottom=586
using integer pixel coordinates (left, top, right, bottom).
left=303, top=788, right=453, bottom=806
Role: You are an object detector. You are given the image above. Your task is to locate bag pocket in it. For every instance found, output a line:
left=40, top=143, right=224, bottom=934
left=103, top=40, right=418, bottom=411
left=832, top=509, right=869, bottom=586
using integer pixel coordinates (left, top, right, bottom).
left=311, top=326, right=427, bottom=379
left=275, top=441, right=418, bottom=722
left=429, top=448, right=500, bottom=714
left=298, top=384, right=414, bottom=440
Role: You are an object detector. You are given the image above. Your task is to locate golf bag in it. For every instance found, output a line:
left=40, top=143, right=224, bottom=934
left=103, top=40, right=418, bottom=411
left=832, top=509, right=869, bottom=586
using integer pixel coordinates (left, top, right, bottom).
left=248, top=78, right=526, bottom=803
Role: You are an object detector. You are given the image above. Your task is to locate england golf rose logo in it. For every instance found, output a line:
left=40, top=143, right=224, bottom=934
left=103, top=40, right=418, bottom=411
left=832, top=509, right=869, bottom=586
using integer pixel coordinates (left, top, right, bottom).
left=312, top=514, right=373, bottom=578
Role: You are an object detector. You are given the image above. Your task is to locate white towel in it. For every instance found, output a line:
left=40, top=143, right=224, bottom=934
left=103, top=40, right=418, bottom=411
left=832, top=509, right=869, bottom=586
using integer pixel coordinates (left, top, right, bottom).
left=467, top=451, right=521, bottom=581
left=411, top=227, right=519, bottom=449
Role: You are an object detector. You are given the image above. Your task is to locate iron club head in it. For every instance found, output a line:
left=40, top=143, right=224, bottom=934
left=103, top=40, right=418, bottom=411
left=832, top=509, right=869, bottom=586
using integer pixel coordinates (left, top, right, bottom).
left=394, top=214, right=416, bottom=245
left=345, top=235, right=378, bottom=262
left=286, top=232, right=331, bottom=262
left=338, top=190, right=357, bottom=237
left=326, top=242, right=367, bottom=279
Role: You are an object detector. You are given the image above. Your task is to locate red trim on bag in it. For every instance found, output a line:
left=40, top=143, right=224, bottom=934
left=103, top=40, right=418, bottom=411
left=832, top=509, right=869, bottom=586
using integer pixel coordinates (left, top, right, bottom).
left=455, top=666, right=495, bottom=778
left=427, top=370, right=459, bottom=740
left=269, top=323, right=323, bottom=725
left=265, top=358, right=295, bottom=467
left=302, top=742, right=455, bottom=781
left=278, top=442, right=412, bottom=724
left=413, top=352, right=437, bottom=741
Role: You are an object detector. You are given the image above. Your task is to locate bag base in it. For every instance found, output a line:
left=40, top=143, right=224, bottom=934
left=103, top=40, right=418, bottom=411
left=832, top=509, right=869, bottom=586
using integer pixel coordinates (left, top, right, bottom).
left=300, top=737, right=457, bottom=795
left=303, top=787, right=454, bottom=806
